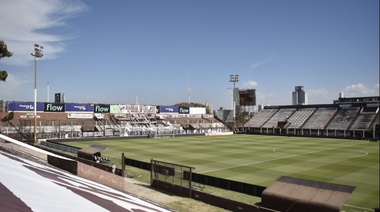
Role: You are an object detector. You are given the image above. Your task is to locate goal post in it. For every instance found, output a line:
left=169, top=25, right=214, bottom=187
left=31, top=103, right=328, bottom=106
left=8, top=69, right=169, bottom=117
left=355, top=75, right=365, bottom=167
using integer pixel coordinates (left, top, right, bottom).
left=150, top=158, right=195, bottom=197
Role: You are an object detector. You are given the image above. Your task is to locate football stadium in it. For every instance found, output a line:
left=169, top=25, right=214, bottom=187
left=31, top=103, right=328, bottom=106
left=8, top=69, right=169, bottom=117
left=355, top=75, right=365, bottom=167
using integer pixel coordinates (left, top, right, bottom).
left=1, top=1, right=379, bottom=211
left=0, top=94, right=379, bottom=212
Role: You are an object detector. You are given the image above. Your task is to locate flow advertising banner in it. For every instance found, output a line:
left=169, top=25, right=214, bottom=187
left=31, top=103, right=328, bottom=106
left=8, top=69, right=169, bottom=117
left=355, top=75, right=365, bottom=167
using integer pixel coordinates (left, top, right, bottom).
left=94, top=104, right=110, bottom=113
left=44, top=103, right=65, bottom=112
left=178, top=107, right=190, bottom=114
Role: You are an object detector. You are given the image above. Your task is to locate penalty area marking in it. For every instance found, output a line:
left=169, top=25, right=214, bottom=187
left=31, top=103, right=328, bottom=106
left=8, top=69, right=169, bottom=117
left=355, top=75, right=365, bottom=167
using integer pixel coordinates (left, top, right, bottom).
left=198, top=142, right=368, bottom=174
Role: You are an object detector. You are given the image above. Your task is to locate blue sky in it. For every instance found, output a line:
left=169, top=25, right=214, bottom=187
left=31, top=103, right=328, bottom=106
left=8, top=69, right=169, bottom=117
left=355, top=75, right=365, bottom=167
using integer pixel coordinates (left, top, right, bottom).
left=0, top=0, right=379, bottom=110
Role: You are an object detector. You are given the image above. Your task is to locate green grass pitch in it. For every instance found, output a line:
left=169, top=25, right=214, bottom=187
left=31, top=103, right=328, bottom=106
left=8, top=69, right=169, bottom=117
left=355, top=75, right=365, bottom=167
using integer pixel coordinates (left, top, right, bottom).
left=66, top=134, right=379, bottom=211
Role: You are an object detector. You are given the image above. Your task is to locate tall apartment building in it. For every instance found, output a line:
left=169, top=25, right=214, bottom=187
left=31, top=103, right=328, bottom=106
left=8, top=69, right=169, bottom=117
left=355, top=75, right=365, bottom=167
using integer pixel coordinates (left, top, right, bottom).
left=292, top=86, right=308, bottom=105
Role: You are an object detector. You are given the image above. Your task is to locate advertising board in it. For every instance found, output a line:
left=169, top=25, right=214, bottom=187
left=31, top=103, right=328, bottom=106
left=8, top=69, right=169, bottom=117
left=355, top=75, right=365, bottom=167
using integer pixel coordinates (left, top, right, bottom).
left=8, top=101, right=44, bottom=112
left=67, top=113, right=94, bottom=119
left=189, top=107, right=206, bottom=114
left=239, top=89, right=256, bottom=106
left=178, top=107, right=190, bottom=114
left=44, top=103, right=65, bottom=112
left=65, top=103, right=94, bottom=112
left=111, top=104, right=156, bottom=113
left=94, top=104, right=110, bottom=113
left=110, top=105, right=121, bottom=114
left=158, top=106, right=179, bottom=113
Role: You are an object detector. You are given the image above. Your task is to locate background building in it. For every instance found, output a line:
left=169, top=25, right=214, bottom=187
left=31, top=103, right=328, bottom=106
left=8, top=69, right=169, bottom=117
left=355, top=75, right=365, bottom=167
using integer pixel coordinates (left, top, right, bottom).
left=292, top=86, right=308, bottom=105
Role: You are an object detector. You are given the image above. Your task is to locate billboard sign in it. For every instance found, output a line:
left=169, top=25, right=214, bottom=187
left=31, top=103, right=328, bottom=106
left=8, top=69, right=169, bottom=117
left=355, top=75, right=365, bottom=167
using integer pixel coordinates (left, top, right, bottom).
left=189, top=107, right=206, bottom=114
left=44, top=103, right=65, bottom=112
left=158, top=106, right=179, bottom=113
left=67, top=113, right=93, bottom=119
left=179, top=107, right=190, bottom=114
left=239, top=89, right=256, bottom=106
left=110, top=105, right=121, bottom=114
left=8, top=101, right=44, bottom=112
left=65, top=103, right=94, bottom=112
left=94, top=104, right=110, bottom=113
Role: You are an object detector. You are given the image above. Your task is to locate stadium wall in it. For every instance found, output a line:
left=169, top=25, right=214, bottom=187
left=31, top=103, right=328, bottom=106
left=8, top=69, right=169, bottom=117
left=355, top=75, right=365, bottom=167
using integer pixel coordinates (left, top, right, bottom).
left=77, top=162, right=124, bottom=191
left=46, top=152, right=124, bottom=191
left=152, top=180, right=265, bottom=212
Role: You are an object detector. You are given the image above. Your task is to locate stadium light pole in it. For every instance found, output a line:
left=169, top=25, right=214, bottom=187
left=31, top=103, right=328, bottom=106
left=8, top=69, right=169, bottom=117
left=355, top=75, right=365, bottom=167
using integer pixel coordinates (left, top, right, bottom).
left=229, top=74, right=239, bottom=134
left=31, top=44, right=44, bottom=145
left=47, top=81, right=50, bottom=102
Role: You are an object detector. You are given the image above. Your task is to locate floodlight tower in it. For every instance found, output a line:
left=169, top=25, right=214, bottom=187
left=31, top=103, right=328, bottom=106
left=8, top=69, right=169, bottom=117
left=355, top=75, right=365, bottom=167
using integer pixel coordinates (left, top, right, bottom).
left=229, top=74, right=239, bottom=133
left=47, top=81, right=50, bottom=102
left=31, top=44, right=44, bottom=145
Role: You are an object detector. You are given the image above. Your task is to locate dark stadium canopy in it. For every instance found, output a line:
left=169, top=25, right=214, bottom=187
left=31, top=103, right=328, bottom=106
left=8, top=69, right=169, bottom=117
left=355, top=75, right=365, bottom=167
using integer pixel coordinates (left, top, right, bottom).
left=261, top=176, right=355, bottom=212
left=78, top=146, right=103, bottom=160
left=79, top=146, right=102, bottom=154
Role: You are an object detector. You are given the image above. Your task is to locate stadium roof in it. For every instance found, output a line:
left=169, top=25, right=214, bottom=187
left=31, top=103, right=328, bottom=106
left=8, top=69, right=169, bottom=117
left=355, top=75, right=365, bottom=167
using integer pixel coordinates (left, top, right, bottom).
left=261, top=176, right=355, bottom=212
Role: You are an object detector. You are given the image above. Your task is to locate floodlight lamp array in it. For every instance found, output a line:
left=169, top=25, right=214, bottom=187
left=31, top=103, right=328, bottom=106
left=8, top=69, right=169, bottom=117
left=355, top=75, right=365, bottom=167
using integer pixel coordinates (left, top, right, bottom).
left=31, top=44, right=44, bottom=58
left=229, top=74, right=239, bottom=83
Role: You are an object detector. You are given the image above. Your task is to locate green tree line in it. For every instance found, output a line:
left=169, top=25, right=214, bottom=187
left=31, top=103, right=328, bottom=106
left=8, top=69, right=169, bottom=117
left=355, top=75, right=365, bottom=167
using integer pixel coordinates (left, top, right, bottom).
left=0, top=40, right=13, bottom=81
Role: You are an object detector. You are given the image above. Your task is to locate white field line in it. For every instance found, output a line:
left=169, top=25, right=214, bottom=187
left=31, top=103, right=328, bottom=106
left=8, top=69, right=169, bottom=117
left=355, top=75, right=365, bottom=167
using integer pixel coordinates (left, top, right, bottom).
left=272, top=148, right=369, bottom=158
left=342, top=204, right=374, bottom=211
left=198, top=142, right=368, bottom=174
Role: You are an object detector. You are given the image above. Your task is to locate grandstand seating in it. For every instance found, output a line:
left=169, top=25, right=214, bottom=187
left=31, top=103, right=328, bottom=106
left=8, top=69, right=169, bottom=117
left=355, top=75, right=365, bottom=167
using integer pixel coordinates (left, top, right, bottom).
left=214, top=109, right=234, bottom=123
left=349, top=107, right=379, bottom=130
left=302, top=107, right=337, bottom=129
left=244, top=108, right=278, bottom=128
left=1, top=100, right=378, bottom=140
left=242, top=104, right=378, bottom=139
left=287, top=108, right=316, bottom=129
left=327, top=107, right=359, bottom=130
left=261, top=108, right=296, bottom=128
left=374, top=114, right=380, bottom=127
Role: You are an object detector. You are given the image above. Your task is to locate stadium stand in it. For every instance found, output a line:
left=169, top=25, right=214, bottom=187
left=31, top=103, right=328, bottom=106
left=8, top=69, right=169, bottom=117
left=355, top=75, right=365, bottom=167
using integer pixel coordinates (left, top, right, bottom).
left=302, top=107, right=337, bottom=129
left=242, top=99, right=378, bottom=140
left=214, top=109, right=234, bottom=123
left=261, top=108, right=296, bottom=128
left=244, top=108, right=278, bottom=128
left=1, top=96, right=378, bottom=141
left=326, top=107, right=360, bottom=130
left=287, top=108, right=316, bottom=129
left=349, top=107, right=379, bottom=130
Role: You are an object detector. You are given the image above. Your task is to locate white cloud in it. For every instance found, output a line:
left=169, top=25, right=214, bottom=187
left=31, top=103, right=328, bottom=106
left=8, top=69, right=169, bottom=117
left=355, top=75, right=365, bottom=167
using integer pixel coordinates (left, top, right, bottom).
left=243, top=80, right=258, bottom=88
left=307, top=88, right=336, bottom=104
left=305, top=84, right=379, bottom=105
left=343, top=83, right=380, bottom=97
left=249, top=54, right=276, bottom=72
left=0, top=71, right=32, bottom=101
left=0, top=0, right=87, bottom=66
left=249, top=83, right=378, bottom=107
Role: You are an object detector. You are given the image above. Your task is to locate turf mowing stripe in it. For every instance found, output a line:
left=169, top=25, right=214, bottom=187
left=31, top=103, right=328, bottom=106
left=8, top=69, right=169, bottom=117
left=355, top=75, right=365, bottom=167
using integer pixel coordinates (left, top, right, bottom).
left=197, top=141, right=369, bottom=174
left=343, top=204, right=374, bottom=211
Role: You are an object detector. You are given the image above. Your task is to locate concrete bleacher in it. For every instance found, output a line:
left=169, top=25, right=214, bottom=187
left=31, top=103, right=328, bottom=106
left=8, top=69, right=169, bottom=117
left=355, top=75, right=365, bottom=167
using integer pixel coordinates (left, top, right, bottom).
left=327, top=107, right=360, bottom=130
left=302, top=107, right=337, bottom=129
left=261, top=108, right=296, bottom=128
left=349, top=107, right=379, bottom=130
left=214, top=109, right=234, bottom=123
left=374, top=113, right=380, bottom=125
left=245, top=108, right=278, bottom=128
left=287, top=108, right=316, bottom=129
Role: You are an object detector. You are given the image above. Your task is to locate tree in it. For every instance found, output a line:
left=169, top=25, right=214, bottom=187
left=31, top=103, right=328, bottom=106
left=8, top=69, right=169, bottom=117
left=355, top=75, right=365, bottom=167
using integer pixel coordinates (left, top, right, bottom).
left=0, top=40, right=13, bottom=81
